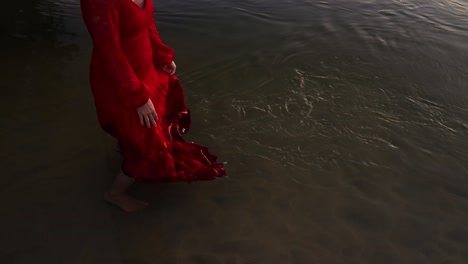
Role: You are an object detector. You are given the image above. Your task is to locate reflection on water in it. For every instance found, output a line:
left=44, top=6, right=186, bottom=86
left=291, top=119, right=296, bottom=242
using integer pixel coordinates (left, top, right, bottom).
left=1, top=0, right=468, bottom=263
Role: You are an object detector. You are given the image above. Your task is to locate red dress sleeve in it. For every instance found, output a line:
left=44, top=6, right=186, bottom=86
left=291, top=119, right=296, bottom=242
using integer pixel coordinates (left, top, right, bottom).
left=148, top=15, right=175, bottom=69
left=82, top=0, right=150, bottom=108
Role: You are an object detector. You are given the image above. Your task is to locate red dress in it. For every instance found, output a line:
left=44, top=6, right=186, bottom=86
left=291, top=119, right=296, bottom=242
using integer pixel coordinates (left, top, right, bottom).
left=80, top=0, right=225, bottom=182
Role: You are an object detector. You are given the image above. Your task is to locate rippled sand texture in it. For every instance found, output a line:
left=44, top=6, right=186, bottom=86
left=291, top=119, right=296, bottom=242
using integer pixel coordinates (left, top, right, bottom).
left=1, top=0, right=468, bottom=263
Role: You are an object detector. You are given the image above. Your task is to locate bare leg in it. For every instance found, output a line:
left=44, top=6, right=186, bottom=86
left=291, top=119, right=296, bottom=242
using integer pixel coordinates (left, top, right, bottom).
left=104, top=170, right=149, bottom=212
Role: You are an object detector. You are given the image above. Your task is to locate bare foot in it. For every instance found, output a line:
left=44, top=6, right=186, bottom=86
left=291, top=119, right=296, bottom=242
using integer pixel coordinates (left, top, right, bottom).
left=104, top=192, right=149, bottom=213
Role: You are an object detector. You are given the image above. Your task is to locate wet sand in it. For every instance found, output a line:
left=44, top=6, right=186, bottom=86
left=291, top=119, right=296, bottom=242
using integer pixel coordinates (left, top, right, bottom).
left=2, top=0, right=468, bottom=263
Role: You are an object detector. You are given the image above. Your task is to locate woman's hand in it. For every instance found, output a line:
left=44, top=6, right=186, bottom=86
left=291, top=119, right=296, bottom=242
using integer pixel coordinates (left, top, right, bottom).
left=136, top=99, right=158, bottom=128
left=162, top=61, right=176, bottom=75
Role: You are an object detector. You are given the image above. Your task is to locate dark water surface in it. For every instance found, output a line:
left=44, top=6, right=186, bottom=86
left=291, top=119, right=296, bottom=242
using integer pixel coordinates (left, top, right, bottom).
left=1, top=0, right=468, bottom=263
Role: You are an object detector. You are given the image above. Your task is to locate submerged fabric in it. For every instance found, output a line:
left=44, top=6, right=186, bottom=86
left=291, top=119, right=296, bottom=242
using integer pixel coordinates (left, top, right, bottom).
left=81, top=0, right=225, bottom=182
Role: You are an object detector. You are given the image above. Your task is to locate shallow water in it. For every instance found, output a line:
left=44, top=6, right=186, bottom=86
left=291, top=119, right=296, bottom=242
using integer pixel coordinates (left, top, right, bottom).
left=1, top=0, right=468, bottom=263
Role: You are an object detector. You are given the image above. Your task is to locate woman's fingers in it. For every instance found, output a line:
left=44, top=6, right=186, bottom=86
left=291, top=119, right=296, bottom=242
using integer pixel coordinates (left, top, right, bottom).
left=139, top=112, right=158, bottom=128
left=139, top=113, right=144, bottom=126
left=144, top=115, right=151, bottom=128
left=136, top=99, right=158, bottom=128
left=149, top=113, right=156, bottom=127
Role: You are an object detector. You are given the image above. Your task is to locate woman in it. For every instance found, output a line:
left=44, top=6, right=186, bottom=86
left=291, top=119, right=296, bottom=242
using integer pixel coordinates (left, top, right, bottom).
left=80, top=0, right=225, bottom=212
